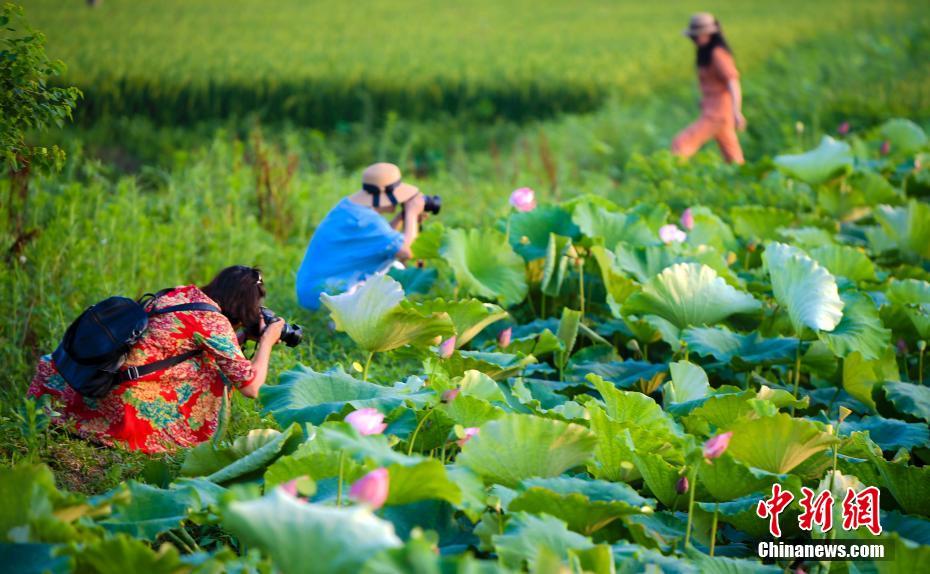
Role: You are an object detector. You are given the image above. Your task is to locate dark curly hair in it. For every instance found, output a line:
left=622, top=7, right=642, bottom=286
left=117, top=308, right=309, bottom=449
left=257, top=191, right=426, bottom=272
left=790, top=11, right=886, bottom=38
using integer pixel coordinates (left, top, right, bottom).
left=201, top=265, right=266, bottom=329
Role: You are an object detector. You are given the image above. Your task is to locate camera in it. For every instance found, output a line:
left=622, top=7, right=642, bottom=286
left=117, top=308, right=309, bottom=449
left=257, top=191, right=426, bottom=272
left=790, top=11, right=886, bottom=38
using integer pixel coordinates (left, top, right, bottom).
left=255, top=307, right=303, bottom=347
left=423, top=195, right=442, bottom=215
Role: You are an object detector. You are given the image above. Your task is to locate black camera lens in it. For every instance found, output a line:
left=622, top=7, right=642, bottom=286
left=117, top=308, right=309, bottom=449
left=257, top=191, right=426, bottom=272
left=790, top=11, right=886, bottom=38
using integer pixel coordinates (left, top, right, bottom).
left=257, top=307, right=303, bottom=347
left=423, top=195, right=441, bottom=215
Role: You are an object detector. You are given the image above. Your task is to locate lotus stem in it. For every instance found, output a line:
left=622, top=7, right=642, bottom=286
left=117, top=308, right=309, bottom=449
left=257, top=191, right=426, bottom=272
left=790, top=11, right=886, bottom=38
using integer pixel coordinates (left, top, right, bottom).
left=709, top=502, right=719, bottom=556
left=578, top=259, right=585, bottom=320
left=166, top=529, right=196, bottom=554
left=408, top=408, right=434, bottom=456
left=362, top=351, right=374, bottom=382
left=790, top=342, right=802, bottom=416
left=336, top=451, right=346, bottom=506
left=176, top=525, right=201, bottom=552
left=683, top=465, right=698, bottom=548
left=919, top=342, right=925, bottom=385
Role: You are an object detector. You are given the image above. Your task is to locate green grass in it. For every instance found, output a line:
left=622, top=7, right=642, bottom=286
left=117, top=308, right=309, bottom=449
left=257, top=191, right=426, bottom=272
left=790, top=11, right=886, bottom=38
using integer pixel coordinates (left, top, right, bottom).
left=21, top=0, right=917, bottom=126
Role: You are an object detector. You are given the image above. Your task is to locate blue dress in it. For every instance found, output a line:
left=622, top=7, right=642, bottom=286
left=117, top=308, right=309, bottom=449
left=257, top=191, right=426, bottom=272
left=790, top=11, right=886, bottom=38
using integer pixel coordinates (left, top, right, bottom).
left=296, top=198, right=404, bottom=310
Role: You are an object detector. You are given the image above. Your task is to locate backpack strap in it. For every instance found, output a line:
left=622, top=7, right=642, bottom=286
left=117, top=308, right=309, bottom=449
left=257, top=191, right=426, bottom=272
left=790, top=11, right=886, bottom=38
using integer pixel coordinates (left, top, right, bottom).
left=120, top=349, right=203, bottom=382
left=149, top=302, right=221, bottom=315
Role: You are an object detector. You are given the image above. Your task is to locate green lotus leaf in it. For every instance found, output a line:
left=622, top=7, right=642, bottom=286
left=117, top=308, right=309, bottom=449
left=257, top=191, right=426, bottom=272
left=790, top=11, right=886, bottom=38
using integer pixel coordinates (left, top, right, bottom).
left=682, top=326, right=798, bottom=368
left=261, top=366, right=429, bottom=426
left=509, top=477, right=651, bottom=536
left=842, top=348, right=898, bottom=411
left=623, top=262, right=761, bottom=330
left=873, top=200, right=930, bottom=260
left=612, top=542, right=699, bottom=574
left=879, top=510, right=930, bottom=546
left=589, top=409, right=682, bottom=483
left=696, top=493, right=779, bottom=540
left=386, top=266, right=437, bottom=296
left=572, top=202, right=656, bottom=249
left=839, top=415, right=930, bottom=451
left=264, top=441, right=366, bottom=488
left=818, top=169, right=905, bottom=221
left=574, top=361, right=667, bottom=390
left=663, top=361, right=710, bottom=407
left=861, top=446, right=930, bottom=517
left=99, top=481, right=197, bottom=540
left=410, top=222, right=445, bottom=260
left=676, top=391, right=758, bottom=432
left=773, top=135, right=853, bottom=184
left=0, top=543, right=71, bottom=574
left=456, top=414, right=597, bottom=487
left=508, top=205, right=580, bottom=261
left=623, top=313, right=681, bottom=346
left=60, top=534, right=185, bottom=574
left=730, top=205, right=796, bottom=242
left=623, top=512, right=688, bottom=553
left=451, top=350, right=537, bottom=380
left=590, top=375, right=678, bottom=435
left=763, top=242, right=844, bottom=333
left=386, top=459, right=461, bottom=506
left=883, top=381, right=930, bottom=423
left=778, top=226, right=837, bottom=249
left=322, top=274, right=454, bottom=352
left=613, top=243, right=676, bottom=283
left=630, top=450, right=689, bottom=509
left=441, top=395, right=505, bottom=427
left=686, top=206, right=738, bottom=253
left=818, top=291, right=891, bottom=361
left=222, top=489, right=402, bottom=574
left=698, top=453, right=801, bottom=503
left=492, top=511, right=594, bottom=570
left=808, top=244, right=878, bottom=283
left=317, top=423, right=421, bottom=468
left=879, top=118, right=928, bottom=154
left=886, top=278, right=930, bottom=305
left=441, top=227, right=528, bottom=307
left=589, top=245, right=640, bottom=317
left=723, top=413, right=837, bottom=475
left=555, top=307, right=582, bottom=373
left=416, top=299, right=508, bottom=348
left=0, top=464, right=80, bottom=544
left=180, top=424, right=303, bottom=484
left=541, top=233, right=573, bottom=297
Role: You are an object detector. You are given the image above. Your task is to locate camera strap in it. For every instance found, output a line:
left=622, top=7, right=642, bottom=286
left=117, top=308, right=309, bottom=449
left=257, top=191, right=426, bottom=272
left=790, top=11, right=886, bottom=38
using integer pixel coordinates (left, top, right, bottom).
left=362, top=179, right=402, bottom=208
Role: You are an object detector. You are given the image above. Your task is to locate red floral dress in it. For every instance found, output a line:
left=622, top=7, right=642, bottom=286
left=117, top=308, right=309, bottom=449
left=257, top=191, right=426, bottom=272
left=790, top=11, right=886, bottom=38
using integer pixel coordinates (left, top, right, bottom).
left=28, top=286, right=255, bottom=454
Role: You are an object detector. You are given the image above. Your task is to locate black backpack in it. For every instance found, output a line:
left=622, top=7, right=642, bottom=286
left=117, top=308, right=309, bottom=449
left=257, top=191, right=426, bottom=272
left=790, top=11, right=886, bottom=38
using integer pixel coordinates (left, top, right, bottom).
left=52, top=290, right=220, bottom=398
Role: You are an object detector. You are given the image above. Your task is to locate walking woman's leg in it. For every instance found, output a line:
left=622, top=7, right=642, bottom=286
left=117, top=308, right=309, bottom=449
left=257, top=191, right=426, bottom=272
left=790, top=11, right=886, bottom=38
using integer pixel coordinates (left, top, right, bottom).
left=671, top=116, right=719, bottom=159
left=715, top=126, right=745, bottom=164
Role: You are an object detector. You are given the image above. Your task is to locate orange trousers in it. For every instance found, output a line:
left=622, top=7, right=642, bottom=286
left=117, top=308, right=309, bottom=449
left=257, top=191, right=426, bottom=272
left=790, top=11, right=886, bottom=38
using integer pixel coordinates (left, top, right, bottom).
left=671, top=115, right=744, bottom=164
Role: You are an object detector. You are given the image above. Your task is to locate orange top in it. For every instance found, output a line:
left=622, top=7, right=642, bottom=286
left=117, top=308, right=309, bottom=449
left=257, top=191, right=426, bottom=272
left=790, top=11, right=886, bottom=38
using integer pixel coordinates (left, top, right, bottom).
left=698, top=46, right=740, bottom=121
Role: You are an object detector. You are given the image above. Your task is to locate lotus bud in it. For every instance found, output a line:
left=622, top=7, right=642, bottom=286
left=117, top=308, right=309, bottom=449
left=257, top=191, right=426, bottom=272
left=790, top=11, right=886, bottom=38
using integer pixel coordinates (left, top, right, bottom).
left=438, top=336, right=456, bottom=359
left=837, top=122, right=850, bottom=135
left=919, top=340, right=926, bottom=352
left=795, top=121, right=805, bottom=134
left=676, top=475, right=689, bottom=494
left=680, top=207, right=695, bottom=231
left=349, top=468, right=389, bottom=510
left=457, top=427, right=479, bottom=447
left=880, top=140, right=891, bottom=155
left=498, top=327, right=512, bottom=349
left=659, top=224, right=687, bottom=244
left=345, top=408, right=387, bottom=436
left=838, top=406, right=852, bottom=424
left=509, top=187, right=537, bottom=212
left=442, top=388, right=460, bottom=402
left=703, top=431, right=733, bottom=460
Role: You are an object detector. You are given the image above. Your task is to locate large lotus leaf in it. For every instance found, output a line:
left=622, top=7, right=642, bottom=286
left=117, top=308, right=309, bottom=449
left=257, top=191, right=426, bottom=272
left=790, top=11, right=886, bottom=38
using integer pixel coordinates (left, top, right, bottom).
left=879, top=510, right=930, bottom=546
left=883, top=382, right=930, bottom=423
left=99, top=481, right=198, bottom=540
left=861, top=447, right=930, bottom=517
left=589, top=245, right=640, bottom=317
left=686, top=206, right=738, bottom=253
left=839, top=415, right=929, bottom=451
left=555, top=307, right=582, bottom=373
left=687, top=551, right=782, bottom=574
left=416, top=299, right=507, bottom=348
left=589, top=410, right=683, bottom=483
left=886, top=278, right=930, bottom=305
left=492, top=511, right=594, bottom=570
left=630, top=450, right=689, bottom=509
left=316, top=423, right=421, bottom=468
left=623, top=263, right=761, bottom=329
left=180, top=424, right=303, bottom=483
left=457, top=414, right=596, bottom=487
left=386, top=459, right=461, bottom=506
left=263, top=441, right=365, bottom=488
left=0, top=543, right=72, bottom=574
left=778, top=226, right=838, bottom=248
left=441, top=227, right=528, bottom=307
left=773, top=135, right=853, bottom=184
left=508, top=205, right=580, bottom=262
left=573, top=361, right=667, bottom=390
left=817, top=169, right=905, bottom=221
left=818, top=291, right=891, bottom=361
left=441, top=395, right=505, bottom=427
left=447, top=350, right=536, bottom=381
left=880, top=118, right=928, bottom=154
left=410, top=222, right=445, bottom=260
left=682, top=326, right=798, bottom=368
left=842, top=348, right=898, bottom=411
left=873, top=201, right=930, bottom=260
left=590, top=375, right=678, bottom=435
left=572, top=202, right=656, bottom=249
left=386, top=266, right=437, bottom=296
left=61, top=534, right=185, bottom=574
left=723, top=413, right=837, bottom=475
left=730, top=205, right=796, bottom=242
left=623, top=512, right=688, bottom=552
left=0, top=464, right=79, bottom=543
left=541, top=233, right=573, bottom=297
left=696, top=494, right=779, bottom=540
left=622, top=313, right=681, bottom=346
left=809, top=244, right=878, bottom=283
left=676, top=391, right=760, bottom=433
left=509, top=477, right=651, bottom=536
left=698, top=453, right=801, bottom=503
left=663, top=361, right=710, bottom=407
left=611, top=542, right=699, bottom=574
left=322, top=274, right=454, bottom=352
left=763, top=242, right=844, bottom=333
left=222, top=489, right=402, bottom=574
left=613, top=243, right=676, bottom=283
left=261, top=366, right=429, bottom=426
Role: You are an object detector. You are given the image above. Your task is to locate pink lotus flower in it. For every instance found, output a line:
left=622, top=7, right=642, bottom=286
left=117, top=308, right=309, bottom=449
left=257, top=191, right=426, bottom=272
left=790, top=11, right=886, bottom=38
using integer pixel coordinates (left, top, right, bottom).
left=680, top=208, right=694, bottom=231
left=509, top=187, right=536, bottom=212
left=280, top=476, right=311, bottom=501
left=457, top=427, right=479, bottom=447
left=498, top=327, right=512, bottom=349
left=881, top=140, right=891, bottom=155
left=349, top=468, right=389, bottom=509
left=703, top=431, right=733, bottom=460
left=659, top=224, right=687, bottom=244
left=345, top=408, right=387, bottom=435
left=837, top=122, right=850, bottom=135
left=438, top=336, right=456, bottom=359
left=442, top=388, right=460, bottom=402
left=675, top=476, right=689, bottom=495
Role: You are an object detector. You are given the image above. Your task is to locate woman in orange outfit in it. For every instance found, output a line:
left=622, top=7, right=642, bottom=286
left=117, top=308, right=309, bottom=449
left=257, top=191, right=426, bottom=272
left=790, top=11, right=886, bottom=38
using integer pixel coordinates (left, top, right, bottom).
left=671, top=13, right=745, bottom=164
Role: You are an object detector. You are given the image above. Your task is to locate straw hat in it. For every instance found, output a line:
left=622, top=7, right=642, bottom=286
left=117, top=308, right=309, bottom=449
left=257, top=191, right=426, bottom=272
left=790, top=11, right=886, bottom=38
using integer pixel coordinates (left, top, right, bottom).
left=683, top=12, right=719, bottom=37
left=356, top=163, right=419, bottom=208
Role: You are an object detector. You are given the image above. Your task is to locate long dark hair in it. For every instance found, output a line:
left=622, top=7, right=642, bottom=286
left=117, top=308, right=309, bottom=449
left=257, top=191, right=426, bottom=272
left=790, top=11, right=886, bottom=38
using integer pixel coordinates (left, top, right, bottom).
left=201, top=265, right=266, bottom=328
left=696, top=25, right=731, bottom=67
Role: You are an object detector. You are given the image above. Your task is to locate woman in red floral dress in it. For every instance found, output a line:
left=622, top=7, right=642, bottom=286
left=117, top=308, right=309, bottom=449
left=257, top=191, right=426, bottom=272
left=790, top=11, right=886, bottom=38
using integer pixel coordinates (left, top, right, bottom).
left=28, top=266, right=285, bottom=454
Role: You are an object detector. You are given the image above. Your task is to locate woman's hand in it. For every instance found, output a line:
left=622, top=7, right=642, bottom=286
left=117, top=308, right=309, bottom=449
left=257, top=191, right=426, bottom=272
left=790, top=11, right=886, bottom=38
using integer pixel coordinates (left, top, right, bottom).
left=260, top=318, right=285, bottom=346
left=734, top=111, right=747, bottom=131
